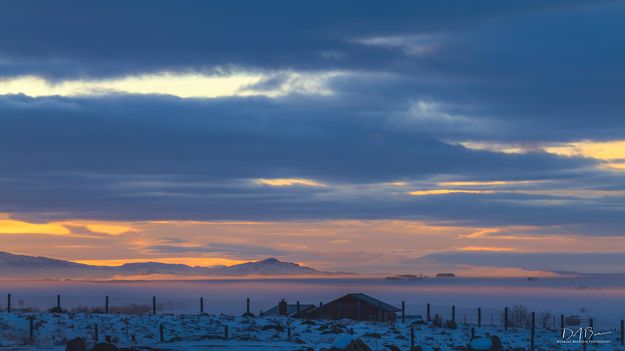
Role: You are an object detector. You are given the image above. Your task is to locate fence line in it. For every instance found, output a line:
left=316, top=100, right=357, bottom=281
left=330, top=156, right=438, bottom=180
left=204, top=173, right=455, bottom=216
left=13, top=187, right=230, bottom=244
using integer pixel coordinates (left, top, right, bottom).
left=0, top=293, right=625, bottom=350
left=1, top=292, right=624, bottom=345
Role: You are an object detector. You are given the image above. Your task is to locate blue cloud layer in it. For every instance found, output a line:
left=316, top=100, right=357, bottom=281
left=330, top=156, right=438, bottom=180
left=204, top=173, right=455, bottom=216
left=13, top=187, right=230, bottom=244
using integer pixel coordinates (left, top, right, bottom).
left=0, top=1, right=624, bottom=237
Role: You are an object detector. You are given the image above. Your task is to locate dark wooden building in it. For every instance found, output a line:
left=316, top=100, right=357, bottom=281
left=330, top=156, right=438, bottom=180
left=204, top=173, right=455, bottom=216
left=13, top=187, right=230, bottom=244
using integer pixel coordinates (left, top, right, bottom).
left=261, top=299, right=316, bottom=318
left=305, top=293, right=400, bottom=322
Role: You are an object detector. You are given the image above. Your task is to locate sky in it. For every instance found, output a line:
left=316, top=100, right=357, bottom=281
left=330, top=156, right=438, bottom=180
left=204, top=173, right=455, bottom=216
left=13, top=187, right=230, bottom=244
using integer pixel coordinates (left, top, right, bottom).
left=1, top=1, right=625, bottom=275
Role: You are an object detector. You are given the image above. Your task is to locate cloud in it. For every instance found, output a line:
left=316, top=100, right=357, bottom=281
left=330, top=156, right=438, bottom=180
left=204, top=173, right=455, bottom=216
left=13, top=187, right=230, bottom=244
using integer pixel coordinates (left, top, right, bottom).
left=255, top=178, right=325, bottom=187
left=408, top=189, right=496, bottom=196
left=461, top=139, right=625, bottom=172
left=437, top=180, right=537, bottom=187
left=0, top=94, right=586, bottom=182
left=0, top=71, right=339, bottom=99
left=0, top=1, right=587, bottom=78
left=0, top=94, right=604, bottom=227
left=401, top=100, right=497, bottom=136
left=146, top=243, right=285, bottom=258
left=1, top=1, right=623, bottom=145
left=356, top=34, right=441, bottom=56
left=415, top=251, right=625, bottom=273
left=0, top=219, right=70, bottom=235
left=0, top=0, right=624, bottom=245
left=3, top=217, right=625, bottom=273
left=331, top=239, right=352, bottom=244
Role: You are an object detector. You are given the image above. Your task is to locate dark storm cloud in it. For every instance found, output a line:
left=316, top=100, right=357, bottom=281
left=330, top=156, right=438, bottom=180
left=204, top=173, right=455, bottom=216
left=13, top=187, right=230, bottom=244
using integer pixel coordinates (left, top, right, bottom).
left=0, top=94, right=585, bottom=183
left=0, top=0, right=592, bottom=79
left=2, top=0, right=625, bottom=142
left=2, top=94, right=621, bottom=231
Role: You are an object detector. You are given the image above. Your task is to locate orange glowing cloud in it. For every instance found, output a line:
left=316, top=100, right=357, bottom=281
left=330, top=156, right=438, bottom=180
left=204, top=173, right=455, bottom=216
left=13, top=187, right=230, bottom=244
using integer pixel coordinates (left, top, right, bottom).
left=56, top=219, right=136, bottom=235
left=460, top=139, right=625, bottom=172
left=0, top=219, right=71, bottom=235
left=84, top=224, right=133, bottom=235
left=409, top=183, right=625, bottom=199
left=0, top=214, right=136, bottom=236
left=255, top=178, right=324, bottom=187
left=458, top=246, right=515, bottom=252
left=437, top=180, right=535, bottom=187
left=408, top=189, right=496, bottom=196
left=4, top=213, right=625, bottom=276
left=602, top=162, right=625, bottom=170
left=543, top=140, right=625, bottom=161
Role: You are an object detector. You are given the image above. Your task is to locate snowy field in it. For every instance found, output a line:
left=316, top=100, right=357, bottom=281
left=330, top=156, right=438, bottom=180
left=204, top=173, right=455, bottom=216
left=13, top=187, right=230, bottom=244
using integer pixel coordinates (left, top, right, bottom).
left=0, top=312, right=623, bottom=351
left=1, top=277, right=625, bottom=350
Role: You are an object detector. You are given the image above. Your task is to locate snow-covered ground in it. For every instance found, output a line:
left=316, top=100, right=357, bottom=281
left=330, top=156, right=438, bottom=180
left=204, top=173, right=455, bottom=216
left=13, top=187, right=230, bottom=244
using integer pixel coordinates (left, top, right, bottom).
left=0, top=312, right=623, bottom=350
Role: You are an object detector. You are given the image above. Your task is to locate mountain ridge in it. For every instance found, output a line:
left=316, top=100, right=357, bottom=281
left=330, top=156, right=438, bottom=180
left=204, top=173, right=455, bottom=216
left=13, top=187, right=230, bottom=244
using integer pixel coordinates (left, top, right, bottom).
left=0, top=251, right=341, bottom=279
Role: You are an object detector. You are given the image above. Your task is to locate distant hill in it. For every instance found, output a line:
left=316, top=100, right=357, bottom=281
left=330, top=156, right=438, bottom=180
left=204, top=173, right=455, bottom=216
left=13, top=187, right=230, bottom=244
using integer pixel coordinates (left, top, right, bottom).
left=0, top=251, right=339, bottom=280
left=211, top=257, right=320, bottom=275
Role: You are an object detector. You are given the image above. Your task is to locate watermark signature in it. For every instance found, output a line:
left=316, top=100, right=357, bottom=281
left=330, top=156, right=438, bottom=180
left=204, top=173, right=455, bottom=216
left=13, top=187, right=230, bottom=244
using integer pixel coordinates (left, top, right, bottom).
left=557, top=327, right=612, bottom=344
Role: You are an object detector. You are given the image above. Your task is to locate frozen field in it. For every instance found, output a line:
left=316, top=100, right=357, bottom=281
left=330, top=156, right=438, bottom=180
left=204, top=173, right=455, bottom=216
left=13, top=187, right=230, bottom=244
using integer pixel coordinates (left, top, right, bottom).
left=0, top=311, right=623, bottom=350
left=1, top=276, right=625, bottom=350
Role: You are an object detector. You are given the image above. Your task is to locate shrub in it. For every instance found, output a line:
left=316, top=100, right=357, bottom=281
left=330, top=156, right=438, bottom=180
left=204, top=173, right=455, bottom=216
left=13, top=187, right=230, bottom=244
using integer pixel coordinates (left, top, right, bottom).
left=509, top=305, right=530, bottom=328
left=539, top=311, right=554, bottom=330
left=432, top=314, right=443, bottom=328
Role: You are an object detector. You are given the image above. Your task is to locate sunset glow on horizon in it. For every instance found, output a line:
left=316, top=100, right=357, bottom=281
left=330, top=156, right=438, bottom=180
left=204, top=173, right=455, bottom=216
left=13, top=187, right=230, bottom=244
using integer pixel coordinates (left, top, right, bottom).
left=3, top=214, right=625, bottom=274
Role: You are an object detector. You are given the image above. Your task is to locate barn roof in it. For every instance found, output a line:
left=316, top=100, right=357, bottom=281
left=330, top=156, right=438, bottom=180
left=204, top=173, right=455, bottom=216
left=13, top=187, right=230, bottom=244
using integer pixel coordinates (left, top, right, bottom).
left=262, top=303, right=316, bottom=317
left=308, top=293, right=400, bottom=313
left=344, top=293, right=401, bottom=312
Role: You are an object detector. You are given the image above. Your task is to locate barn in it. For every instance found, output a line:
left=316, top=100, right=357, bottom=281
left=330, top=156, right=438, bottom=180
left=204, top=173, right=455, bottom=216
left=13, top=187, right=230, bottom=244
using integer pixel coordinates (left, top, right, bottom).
left=261, top=299, right=316, bottom=318
left=304, top=293, right=400, bottom=322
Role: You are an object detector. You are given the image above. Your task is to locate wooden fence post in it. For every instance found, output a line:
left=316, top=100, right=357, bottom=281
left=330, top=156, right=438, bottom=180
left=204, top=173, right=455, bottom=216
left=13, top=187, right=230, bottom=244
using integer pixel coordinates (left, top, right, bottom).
left=402, top=301, right=405, bottom=324
left=159, top=323, right=164, bottom=342
left=200, top=297, right=204, bottom=314
left=451, top=305, right=456, bottom=323
left=246, top=297, right=250, bottom=314
left=57, top=294, right=61, bottom=310
left=426, top=303, right=431, bottom=322
left=152, top=296, right=156, bottom=315
left=477, top=307, right=481, bottom=327
left=504, top=307, right=508, bottom=330
left=29, top=317, right=34, bottom=342
left=410, top=326, right=415, bottom=351
left=530, top=311, right=535, bottom=351
left=7, top=293, right=10, bottom=313
left=105, top=296, right=109, bottom=314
